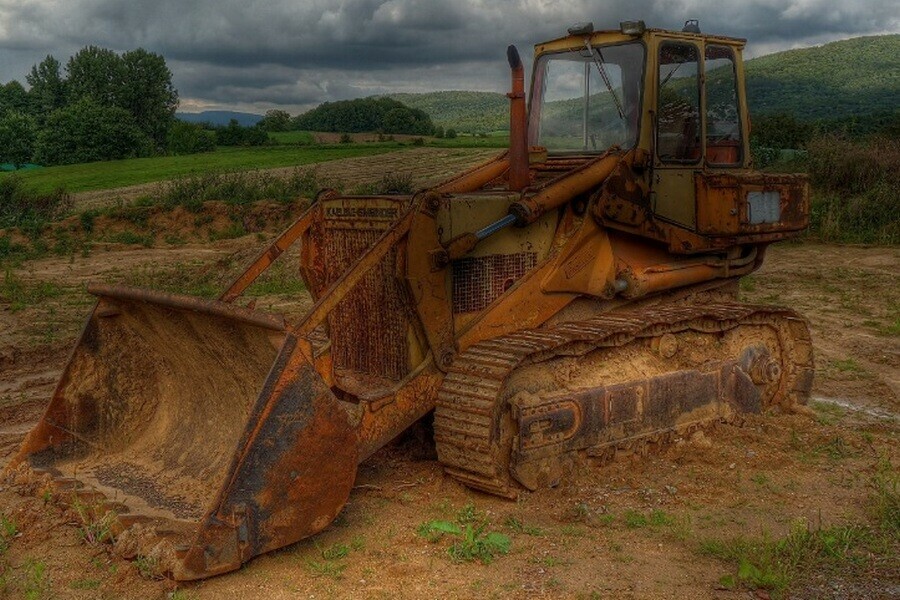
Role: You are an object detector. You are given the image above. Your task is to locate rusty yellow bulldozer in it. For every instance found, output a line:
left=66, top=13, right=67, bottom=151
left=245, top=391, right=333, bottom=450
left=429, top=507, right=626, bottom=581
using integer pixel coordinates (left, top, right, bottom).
left=6, top=20, right=813, bottom=580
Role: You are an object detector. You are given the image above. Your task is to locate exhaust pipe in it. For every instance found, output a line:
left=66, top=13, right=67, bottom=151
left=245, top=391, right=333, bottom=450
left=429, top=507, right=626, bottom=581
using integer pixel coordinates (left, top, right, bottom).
left=506, top=45, right=529, bottom=191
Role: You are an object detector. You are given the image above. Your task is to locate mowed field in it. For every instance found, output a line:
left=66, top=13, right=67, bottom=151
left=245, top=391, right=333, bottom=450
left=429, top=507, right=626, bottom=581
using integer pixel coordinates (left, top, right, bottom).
left=0, top=148, right=897, bottom=599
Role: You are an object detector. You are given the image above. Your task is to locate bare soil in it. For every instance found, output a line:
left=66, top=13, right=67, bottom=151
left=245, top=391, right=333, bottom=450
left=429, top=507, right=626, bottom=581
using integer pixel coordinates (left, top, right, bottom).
left=0, top=158, right=897, bottom=600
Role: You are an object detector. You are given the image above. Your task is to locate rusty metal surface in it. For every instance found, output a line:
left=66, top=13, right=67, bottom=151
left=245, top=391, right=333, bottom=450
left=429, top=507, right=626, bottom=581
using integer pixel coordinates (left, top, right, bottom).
left=301, top=200, right=415, bottom=381
left=506, top=45, right=530, bottom=191
left=86, top=283, right=286, bottom=331
left=435, top=303, right=814, bottom=497
left=7, top=298, right=356, bottom=580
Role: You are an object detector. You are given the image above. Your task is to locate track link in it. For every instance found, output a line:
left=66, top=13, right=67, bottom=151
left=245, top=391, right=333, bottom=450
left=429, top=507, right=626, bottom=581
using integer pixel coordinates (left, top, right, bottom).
left=434, top=303, right=813, bottom=497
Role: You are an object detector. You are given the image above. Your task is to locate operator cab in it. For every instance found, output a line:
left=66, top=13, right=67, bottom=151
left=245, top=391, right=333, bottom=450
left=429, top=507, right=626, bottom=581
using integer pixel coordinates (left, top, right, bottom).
left=527, top=20, right=747, bottom=168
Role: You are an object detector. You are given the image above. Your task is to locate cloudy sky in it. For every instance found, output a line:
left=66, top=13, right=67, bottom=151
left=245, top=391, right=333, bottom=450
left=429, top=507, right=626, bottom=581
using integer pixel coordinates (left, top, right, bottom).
left=1, top=0, right=897, bottom=114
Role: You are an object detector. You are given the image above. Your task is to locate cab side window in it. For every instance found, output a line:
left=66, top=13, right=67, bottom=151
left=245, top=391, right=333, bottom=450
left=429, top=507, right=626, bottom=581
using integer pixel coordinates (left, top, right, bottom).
left=705, top=45, right=742, bottom=165
left=657, top=43, right=701, bottom=163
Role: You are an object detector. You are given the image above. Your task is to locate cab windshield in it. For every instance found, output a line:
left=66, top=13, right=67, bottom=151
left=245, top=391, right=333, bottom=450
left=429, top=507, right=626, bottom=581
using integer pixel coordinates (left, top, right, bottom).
left=529, top=41, right=645, bottom=152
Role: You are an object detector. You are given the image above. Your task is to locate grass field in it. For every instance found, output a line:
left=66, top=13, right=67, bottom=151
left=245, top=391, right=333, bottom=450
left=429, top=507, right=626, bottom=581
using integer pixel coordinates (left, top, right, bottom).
left=1, top=144, right=402, bottom=195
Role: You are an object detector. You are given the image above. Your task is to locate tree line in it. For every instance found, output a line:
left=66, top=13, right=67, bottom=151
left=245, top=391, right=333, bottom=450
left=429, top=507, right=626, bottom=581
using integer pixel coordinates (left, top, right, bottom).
left=260, top=97, right=436, bottom=136
left=0, top=47, right=179, bottom=167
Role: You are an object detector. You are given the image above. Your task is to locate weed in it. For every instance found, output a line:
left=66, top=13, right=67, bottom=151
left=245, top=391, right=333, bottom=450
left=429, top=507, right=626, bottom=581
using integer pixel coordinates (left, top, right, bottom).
left=699, top=520, right=874, bottom=596
left=320, top=543, right=350, bottom=560
left=164, top=233, right=187, bottom=245
left=815, top=436, right=853, bottom=460
left=0, top=271, right=64, bottom=311
left=23, top=559, right=49, bottom=600
left=105, top=230, right=153, bottom=247
left=831, top=358, right=864, bottom=374
left=751, top=473, right=770, bottom=486
left=72, top=500, right=116, bottom=545
left=135, top=555, right=161, bottom=579
left=559, top=524, right=586, bottom=538
left=79, top=210, right=96, bottom=234
left=208, top=222, right=246, bottom=241
left=305, top=559, right=346, bottom=579
left=870, top=458, right=899, bottom=534
left=169, top=591, right=199, bottom=600
left=351, top=172, right=414, bottom=195
left=0, top=515, right=16, bottom=556
left=503, top=516, right=544, bottom=536
left=739, top=276, right=756, bottom=293
left=69, top=578, right=101, bottom=590
left=419, top=504, right=511, bottom=565
left=0, top=175, right=71, bottom=230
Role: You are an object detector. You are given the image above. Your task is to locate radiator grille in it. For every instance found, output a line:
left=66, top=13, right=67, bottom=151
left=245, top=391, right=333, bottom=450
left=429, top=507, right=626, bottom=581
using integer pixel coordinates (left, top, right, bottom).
left=321, top=229, right=410, bottom=381
left=452, top=253, right=537, bottom=313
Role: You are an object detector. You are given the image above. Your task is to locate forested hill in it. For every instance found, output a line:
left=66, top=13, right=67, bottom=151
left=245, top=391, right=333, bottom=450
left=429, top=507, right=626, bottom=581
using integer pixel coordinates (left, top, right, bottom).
left=387, top=91, right=510, bottom=133
left=745, top=34, right=899, bottom=119
left=384, top=35, right=899, bottom=132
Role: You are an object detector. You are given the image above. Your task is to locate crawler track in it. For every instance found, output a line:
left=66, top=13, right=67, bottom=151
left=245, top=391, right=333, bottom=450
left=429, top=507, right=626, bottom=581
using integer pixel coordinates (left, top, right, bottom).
left=434, top=303, right=813, bottom=497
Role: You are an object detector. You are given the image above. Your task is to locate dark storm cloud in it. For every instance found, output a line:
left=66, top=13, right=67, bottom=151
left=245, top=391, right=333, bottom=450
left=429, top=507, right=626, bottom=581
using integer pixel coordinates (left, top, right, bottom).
left=1, top=0, right=897, bottom=112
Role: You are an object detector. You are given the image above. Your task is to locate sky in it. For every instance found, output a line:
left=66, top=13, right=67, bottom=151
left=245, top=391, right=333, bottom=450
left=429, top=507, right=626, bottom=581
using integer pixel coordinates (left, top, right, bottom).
left=1, top=0, right=897, bottom=115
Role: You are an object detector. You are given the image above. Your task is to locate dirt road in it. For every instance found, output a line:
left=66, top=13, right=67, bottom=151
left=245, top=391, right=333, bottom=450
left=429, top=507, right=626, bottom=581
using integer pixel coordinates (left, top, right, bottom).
left=0, top=193, right=897, bottom=599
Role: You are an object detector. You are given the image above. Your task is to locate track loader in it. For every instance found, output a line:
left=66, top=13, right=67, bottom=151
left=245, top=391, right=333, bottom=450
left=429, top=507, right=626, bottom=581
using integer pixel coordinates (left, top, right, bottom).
left=6, top=21, right=813, bottom=580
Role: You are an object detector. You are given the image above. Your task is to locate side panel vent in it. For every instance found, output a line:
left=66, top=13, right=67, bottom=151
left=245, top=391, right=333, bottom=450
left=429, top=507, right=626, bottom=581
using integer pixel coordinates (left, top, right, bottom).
left=452, top=253, right=537, bottom=314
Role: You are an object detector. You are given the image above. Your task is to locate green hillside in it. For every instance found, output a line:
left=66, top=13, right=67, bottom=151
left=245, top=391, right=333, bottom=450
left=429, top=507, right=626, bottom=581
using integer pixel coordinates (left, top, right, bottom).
left=745, top=35, right=899, bottom=119
left=387, top=91, right=509, bottom=133
left=383, top=35, right=899, bottom=132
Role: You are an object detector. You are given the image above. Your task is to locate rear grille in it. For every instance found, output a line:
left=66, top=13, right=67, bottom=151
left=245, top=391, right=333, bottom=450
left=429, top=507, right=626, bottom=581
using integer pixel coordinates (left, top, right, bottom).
left=321, top=229, right=410, bottom=381
left=452, top=253, right=537, bottom=313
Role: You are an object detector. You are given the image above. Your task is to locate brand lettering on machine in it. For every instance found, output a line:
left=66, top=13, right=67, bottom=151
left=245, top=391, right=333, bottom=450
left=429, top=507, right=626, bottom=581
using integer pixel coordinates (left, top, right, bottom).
left=326, top=206, right=399, bottom=220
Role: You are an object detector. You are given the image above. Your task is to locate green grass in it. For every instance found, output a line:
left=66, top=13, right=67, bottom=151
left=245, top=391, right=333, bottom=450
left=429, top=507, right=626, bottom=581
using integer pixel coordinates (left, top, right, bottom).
left=0, top=271, right=65, bottom=311
left=3, top=145, right=404, bottom=195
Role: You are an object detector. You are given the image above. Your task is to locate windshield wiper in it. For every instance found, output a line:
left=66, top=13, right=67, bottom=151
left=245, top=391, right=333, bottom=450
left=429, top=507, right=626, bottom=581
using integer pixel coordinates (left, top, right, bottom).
left=583, top=40, right=625, bottom=120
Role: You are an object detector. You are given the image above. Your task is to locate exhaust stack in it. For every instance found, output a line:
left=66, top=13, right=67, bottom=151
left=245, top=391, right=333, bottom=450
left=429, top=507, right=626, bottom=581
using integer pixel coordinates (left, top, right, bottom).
left=506, top=45, right=529, bottom=191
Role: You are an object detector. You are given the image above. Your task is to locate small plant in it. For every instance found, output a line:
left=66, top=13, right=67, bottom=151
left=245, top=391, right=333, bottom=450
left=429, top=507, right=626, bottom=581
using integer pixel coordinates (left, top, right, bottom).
left=72, top=500, right=116, bottom=545
left=135, top=554, right=161, bottom=579
left=418, top=503, right=510, bottom=565
left=69, top=578, right=101, bottom=590
left=339, top=133, right=352, bottom=144
left=320, top=542, right=350, bottom=560
left=0, top=515, right=17, bottom=556
left=870, top=458, right=899, bottom=534
left=23, top=559, right=49, bottom=600
left=503, top=516, right=544, bottom=536
left=305, top=559, right=346, bottom=579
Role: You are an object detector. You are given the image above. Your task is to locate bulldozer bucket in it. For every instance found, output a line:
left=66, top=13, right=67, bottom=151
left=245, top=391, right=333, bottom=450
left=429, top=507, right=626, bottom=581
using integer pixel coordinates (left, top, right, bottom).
left=7, top=284, right=358, bottom=580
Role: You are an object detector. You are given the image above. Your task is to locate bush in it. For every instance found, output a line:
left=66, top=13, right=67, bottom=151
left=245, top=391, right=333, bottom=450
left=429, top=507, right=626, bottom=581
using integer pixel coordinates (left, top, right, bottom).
left=339, top=133, right=352, bottom=144
left=150, top=168, right=325, bottom=210
left=0, top=175, right=70, bottom=229
left=0, top=111, right=37, bottom=167
left=806, top=133, right=899, bottom=244
left=445, top=128, right=457, bottom=139
left=167, top=120, right=216, bottom=155
left=214, top=120, right=269, bottom=147
left=34, top=98, right=151, bottom=165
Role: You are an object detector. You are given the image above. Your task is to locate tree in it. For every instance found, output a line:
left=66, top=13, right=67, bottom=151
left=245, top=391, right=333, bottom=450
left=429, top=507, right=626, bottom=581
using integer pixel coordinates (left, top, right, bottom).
left=259, top=109, right=292, bottom=132
left=26, top=55, right=67, bottom=120
left=66, top=46, right=125, bottom=106
left=120, top=49, right=178, bottom=149
left=34, top=98, right=150, bottom=165
left=0, top=111, right=37, bottom=167
left=0, top=81, right=31, bottom=115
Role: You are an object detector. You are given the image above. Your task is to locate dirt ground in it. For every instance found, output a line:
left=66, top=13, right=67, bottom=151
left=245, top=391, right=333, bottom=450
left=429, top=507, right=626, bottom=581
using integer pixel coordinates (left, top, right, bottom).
left=0, top=158, right=897, bottom=599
